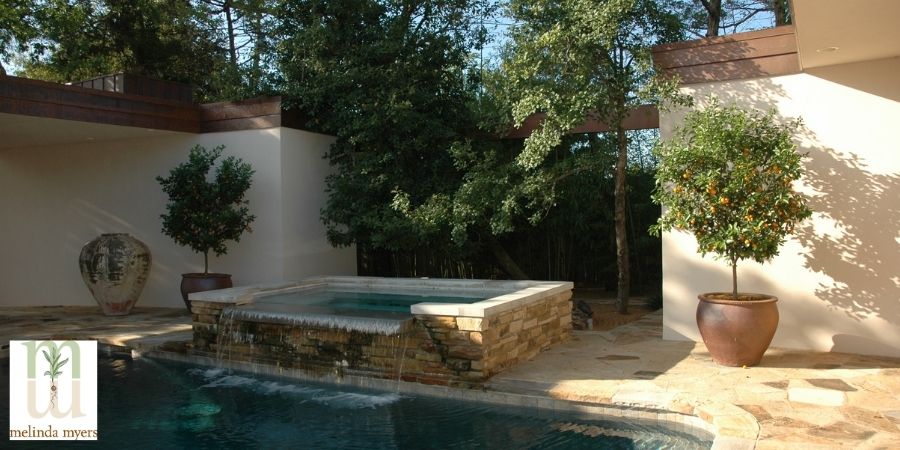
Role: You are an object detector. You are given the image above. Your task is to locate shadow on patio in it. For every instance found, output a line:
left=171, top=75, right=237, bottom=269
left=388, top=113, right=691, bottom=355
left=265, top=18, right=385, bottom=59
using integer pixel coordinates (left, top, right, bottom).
left=487, top=311, right=900, bottom=448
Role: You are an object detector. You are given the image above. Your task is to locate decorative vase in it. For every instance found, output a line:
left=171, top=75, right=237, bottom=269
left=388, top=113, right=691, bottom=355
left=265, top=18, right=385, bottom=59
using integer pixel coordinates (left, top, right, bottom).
left=79, top=233, right=151, bottom=316
left=696, top=293, right=779, bottom=367
left=180, top=273, right=232, bottom=313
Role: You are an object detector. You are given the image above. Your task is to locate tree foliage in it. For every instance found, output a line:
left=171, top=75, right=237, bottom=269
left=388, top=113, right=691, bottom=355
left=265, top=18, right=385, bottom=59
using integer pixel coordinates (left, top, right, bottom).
left=0, top=0, right=36, bottom=75
left=651, top=100, right=811, bottom=298
left=10, top=1, right=245, bottom=100
left=196, top=0, right=279, bottom=99
left=157, top=145, right=256, bottom=273
left=361, top=139, right=664, bottom=291
left=503, top=0, right=681, bottom=157
left=497, top=0, right=683, bottom=309
left=276, top=0, right=495, bottom=255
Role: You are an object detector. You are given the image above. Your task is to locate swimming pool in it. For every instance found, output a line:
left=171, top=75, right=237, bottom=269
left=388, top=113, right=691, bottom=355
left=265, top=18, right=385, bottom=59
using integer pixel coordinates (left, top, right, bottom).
left=0, top=356, right=712, bottom=448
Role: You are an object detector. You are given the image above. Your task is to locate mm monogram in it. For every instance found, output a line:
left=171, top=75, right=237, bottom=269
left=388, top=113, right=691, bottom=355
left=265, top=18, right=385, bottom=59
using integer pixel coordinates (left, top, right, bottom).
left=22, top=341, right=84, bottom=419
left=9, top=340, right=97, bottom=441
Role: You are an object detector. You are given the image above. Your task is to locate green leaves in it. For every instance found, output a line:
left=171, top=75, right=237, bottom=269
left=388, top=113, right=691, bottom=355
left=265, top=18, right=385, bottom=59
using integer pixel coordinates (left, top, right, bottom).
left=14, top=0, right=231, bottom=99
left=501, top=0, right=686, bottom=182
left=157, top=145, right=256, bottom=272
left=278, top=0, right=494, bottom=254
left=41, top=347, right=68, bottom=381
left=652, top=99, right=813, bottom=288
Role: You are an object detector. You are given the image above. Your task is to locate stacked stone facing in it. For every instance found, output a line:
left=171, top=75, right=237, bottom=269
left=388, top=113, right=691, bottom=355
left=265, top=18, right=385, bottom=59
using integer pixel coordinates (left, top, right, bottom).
left=189, top=280, right=573, bottom=388
left=414, top=289, right=573, bottom=385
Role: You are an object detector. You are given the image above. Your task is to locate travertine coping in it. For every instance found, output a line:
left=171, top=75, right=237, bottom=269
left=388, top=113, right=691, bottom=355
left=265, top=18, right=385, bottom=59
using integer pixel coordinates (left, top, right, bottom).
left=189, top=276, right=574, bottom=317
left=411, top=284, right=573, bottom=317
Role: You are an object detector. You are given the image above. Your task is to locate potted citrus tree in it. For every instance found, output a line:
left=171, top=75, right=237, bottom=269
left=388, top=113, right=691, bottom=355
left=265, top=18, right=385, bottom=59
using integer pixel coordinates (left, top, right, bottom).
left=157, top=144, right=255, bottom=311
left=651, top=99, right=811, bottom=366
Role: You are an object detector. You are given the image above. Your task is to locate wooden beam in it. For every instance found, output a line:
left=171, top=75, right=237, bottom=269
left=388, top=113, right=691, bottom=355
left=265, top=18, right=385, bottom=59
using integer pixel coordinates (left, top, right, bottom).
left=0, top=77, right=313, bottom=135
left=0, top=75, right=200, bottom=132
left=199, top=96, right=284, bottom=132
left=651, top=25, right=800, bottom=84
left=505, top=104, right=659, bottom=139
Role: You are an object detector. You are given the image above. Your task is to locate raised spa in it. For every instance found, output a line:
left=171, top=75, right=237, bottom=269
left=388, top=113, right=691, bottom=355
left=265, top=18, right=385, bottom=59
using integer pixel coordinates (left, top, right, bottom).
left=189, top=277, right=573, bottom=387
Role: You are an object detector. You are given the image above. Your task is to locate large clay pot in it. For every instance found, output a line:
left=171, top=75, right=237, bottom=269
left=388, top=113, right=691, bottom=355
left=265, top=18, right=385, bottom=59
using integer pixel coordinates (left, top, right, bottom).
left=180, top=273, right=232, bottom=312
left=696, top=293, right=779, bottom=367
left=79, top=233, right=151, bottom=316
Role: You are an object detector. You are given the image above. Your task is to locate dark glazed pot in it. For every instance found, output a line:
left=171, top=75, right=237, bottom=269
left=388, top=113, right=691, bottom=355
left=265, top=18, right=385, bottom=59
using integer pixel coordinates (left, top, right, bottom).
left=180, top=273, right=233, bottom=312
left=696, top=293, right=779, bottom=367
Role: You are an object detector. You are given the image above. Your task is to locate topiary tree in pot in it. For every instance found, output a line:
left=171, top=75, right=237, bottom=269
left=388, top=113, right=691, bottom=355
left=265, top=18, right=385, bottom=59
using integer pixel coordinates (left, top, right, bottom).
left=157, top=144, right=255, bottom=311
left=651, top=99, right=812, bottom=366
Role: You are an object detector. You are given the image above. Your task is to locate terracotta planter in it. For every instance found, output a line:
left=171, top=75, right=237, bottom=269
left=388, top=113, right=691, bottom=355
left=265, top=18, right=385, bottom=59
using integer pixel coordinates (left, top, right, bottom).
left=79, top=233, right=151, bottom=316
left=180, top=273, right=232, bottom=312
left=696, top=293, right=779, bottom=367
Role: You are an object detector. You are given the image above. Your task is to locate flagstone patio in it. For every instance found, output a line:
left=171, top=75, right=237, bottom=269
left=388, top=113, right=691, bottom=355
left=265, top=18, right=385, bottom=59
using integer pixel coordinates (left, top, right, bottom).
left=2, top=306, right=898, bottom=449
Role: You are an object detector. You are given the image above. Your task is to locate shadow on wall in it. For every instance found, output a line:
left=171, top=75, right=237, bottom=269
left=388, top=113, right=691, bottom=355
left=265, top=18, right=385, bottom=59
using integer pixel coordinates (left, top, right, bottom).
left=685, top=73, right=900, bottom=343
left=794, top=64, right=900, bottom=326
left=794, top=141, right=900, bottom=323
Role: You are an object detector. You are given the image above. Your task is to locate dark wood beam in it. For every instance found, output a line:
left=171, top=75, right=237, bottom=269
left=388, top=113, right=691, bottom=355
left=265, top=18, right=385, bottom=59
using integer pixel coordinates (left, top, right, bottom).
left=651, top=25, right=800, bottom=84
left=0, top=76, right=315, bottom=135
left=505, top=104, right=659, bottom=139
left=0, top=75, right=200, bottom=132
left=199, top=96, right=283, bottom=132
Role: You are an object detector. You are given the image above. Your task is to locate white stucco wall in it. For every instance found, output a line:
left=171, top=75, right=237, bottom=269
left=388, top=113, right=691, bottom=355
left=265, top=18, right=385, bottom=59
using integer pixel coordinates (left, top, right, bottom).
left=279, top=128, right=357, bottom=279
left=661, top=56, right=900, bottom=357
left=0, top=126, right=355, bottom=309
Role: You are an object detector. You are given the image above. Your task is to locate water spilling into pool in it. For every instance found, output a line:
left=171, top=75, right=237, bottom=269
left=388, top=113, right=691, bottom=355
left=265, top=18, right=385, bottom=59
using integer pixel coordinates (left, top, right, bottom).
left=224, top=288, right=484, bottom=336
left=0, top=356, right=713, bottom=448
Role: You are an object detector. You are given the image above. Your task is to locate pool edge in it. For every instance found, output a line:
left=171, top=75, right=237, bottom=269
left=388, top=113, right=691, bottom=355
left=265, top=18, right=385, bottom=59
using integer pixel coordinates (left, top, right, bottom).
left=135, top=347, right=754, bottom=449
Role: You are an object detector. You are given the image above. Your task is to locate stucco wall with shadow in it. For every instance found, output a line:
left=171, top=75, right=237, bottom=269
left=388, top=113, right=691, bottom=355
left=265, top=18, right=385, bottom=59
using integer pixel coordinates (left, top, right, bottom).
left=660, top=56, right=900, bottom=357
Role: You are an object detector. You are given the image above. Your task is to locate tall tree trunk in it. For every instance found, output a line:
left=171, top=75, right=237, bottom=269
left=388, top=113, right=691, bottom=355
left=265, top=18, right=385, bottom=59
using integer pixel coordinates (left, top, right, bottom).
left=486, top=235, right=529, bottom=280
left=700, top=0, right=722, bottom=37
left=251, top=11, right=262, bottom=91
left=771, top=0, right=790, bottom=26
left=224, top=0, right=238, bottom=66
left=0, top=62, right=6, bottom=76
left=614, top=121, right=630, bottom=314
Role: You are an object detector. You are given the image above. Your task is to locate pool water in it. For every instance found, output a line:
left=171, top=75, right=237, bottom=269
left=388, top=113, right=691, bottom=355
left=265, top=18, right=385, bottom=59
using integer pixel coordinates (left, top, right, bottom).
left=256, top=289, right=486, bottom=314
left=1, top=356, right=712, bottom=448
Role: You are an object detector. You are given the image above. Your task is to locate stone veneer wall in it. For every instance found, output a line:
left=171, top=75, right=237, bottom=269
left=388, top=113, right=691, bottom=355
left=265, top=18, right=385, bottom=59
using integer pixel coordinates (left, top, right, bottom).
left=415, top=290, right=573, bottom=381
left=190, top=290, right=572, bottom=388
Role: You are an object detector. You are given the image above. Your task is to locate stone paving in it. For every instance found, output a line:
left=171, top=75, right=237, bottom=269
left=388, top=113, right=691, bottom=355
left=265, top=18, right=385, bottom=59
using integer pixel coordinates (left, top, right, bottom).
left=0, top=306, right=192, bottom=359
left=489, top=312, right=900, bottom=449
left=2, top=306, right=899, bottom=448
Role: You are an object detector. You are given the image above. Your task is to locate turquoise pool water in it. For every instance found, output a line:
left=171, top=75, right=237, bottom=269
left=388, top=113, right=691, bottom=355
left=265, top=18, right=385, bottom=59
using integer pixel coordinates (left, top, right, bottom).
left=1, top=356, right=712, bottom=448
left=256, top=289, right=486, bottom=314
